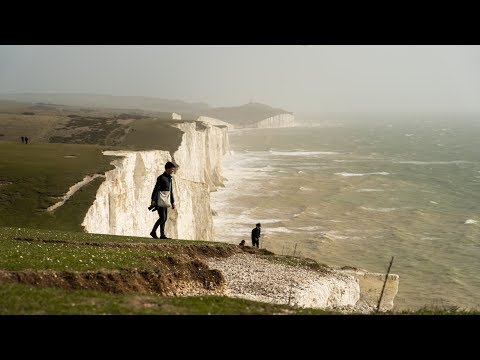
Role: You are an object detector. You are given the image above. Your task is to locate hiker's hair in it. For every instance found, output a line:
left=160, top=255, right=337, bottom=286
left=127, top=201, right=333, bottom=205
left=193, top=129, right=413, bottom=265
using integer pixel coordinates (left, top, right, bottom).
left=256, top=223, right=261, bottom=227
left=165, top=161, right=176, bottom=170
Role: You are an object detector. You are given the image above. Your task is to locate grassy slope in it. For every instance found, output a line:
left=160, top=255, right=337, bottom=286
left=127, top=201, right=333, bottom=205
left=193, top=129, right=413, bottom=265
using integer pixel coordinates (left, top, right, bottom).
left=0, top=226, right=330, bottom=314
left=122, top=118, right=185, bottom=153
left=0, top=226, right=222, bottom=271
left=0, top=142, right=115, bottom=231
left=0, top=283, right=331, bottom=315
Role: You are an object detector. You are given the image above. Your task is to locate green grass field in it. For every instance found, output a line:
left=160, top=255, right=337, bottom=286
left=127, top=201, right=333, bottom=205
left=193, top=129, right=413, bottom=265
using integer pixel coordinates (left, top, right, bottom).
left=0, top=226, right=227, bottom=272
left=0, top=282, right=333, bottom=315
left=0, top=142, right=116, bottom=231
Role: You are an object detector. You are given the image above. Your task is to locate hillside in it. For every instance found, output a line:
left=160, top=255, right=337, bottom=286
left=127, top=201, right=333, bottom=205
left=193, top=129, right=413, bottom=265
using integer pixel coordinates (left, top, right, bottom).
left=0, top=93, right=210, bottom=114
left=0, top=94, right=295, bottom=128
left=0, top=100, right=186, bottom=151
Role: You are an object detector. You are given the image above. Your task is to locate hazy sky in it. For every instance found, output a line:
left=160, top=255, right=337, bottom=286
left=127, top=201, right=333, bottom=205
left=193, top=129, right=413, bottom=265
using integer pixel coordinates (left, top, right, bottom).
left=1, top=45, right=480, bottom=114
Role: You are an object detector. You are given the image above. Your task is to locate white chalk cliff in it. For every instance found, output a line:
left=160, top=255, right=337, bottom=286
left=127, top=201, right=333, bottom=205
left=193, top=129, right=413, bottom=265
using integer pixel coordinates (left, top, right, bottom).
left=82, top=118, right=230, bottom=240
left=233, top=113, right=295, bottom=128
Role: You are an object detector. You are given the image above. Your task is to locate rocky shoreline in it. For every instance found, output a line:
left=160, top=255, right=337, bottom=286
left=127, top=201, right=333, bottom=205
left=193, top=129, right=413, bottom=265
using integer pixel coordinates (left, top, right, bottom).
left=206, top=252, right=399, bottom=313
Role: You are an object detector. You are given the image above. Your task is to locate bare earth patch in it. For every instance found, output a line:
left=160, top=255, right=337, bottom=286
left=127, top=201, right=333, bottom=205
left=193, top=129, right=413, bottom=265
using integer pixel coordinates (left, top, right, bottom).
left=0, top=256, right=225, bottom=296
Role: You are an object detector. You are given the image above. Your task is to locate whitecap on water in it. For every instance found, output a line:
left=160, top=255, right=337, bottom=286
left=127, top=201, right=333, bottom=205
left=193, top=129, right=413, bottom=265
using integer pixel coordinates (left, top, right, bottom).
left=357, top=188, right=385, bottom=192
left=335, top=172, right=390, bottom=177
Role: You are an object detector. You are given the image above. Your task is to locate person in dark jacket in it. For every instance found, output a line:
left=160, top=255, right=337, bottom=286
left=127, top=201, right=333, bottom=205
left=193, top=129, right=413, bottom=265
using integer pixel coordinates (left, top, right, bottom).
left=150, top=161, right=176, bottom=239
left=251, top=223, right=261, bottom=248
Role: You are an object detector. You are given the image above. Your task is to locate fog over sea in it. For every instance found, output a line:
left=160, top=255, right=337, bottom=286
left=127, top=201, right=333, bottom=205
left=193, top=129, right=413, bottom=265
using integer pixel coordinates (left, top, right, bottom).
left=210, top=115, right=480, bottom=310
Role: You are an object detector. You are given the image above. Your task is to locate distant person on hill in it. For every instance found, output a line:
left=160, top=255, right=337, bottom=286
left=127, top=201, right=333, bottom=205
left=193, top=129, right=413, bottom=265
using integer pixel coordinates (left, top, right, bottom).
left=25, top=137, right=28, bottom=144
left=149, top=161, right=176, bottom=239
left=21, top=136, right=24, bottom=143
left=251, top=223, right=261, bottom=248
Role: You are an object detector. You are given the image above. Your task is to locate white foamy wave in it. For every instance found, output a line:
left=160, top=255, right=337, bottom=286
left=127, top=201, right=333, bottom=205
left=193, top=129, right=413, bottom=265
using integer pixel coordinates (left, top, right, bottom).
left=464, top=219, right=478, bottom=224
left=321, top=231, right=360, bottom=240
left=333, top=159, right=371, bottom=163
left=404, top=134, right=414, bottom=137
left=335, top=172, right=390, bottom=177
left=296, top=226, right=324, bottom=231
left=235, top=214, right=283, bottom=225
left=266, top=227, right=295, bottom=233
left=356, top=188, right=385, bottom=192
left=393, top=160, right=470, bottom=165
left=259, top=165, right=276, bottom=172
left=430, top=201, right=438, bottom=204
left=269, top=150, right=340, bottom=156
left=213, top=224, right=252, bottom=239
left=360, top=207, right=397, bottom=212
left=212, top=211, right=283, bottom=228
left=299, top=186, right=315, bottom=191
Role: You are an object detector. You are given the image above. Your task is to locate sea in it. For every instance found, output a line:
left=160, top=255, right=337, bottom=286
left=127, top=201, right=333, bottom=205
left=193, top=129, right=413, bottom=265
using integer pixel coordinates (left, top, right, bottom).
left=210, top=115, right=480, bottom=310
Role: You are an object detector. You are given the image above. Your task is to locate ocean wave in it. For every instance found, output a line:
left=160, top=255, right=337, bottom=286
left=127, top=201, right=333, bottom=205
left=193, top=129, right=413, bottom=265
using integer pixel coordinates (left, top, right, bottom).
left=393, top=160, right=470, bottom=165
left=269, top=150, right=340, bottom=156
left=356, top=188, right=385, bottom=192
left=259, top=165, right=276, bottom=172
left=296, top=226, right=324, bottom=231
left=266, top=227, right=295, bottom=233
left=321, top=231, right=361, bottom=240
left=464, top=219, right=478, bottom=224
left=333, top=159, right=375, bottom=163
left=360, top=206, right=397, bottom=212
left=335, top=172, right=390, bottom=177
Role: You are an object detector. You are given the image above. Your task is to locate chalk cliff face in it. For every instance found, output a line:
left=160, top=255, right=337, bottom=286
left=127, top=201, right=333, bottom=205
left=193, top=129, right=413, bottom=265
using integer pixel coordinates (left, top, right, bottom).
left=82, top=119, right=230, bottom=240
left=233, top=113, right=295, bottom=129
left=171, top=120, right=229, bottom=191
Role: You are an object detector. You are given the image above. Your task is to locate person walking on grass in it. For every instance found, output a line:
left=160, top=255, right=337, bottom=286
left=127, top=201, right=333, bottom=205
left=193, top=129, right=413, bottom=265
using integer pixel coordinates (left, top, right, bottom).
left=150, top=161, right=176, bottom=239
left=251, top=223, right=261, bottom=248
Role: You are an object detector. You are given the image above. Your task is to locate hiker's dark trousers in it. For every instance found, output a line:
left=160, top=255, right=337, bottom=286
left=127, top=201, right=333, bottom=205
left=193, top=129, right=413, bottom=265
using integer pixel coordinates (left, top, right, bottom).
left=252, top=237, right=259, bottom=248
left=152, top=207, right=168, bottom=236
